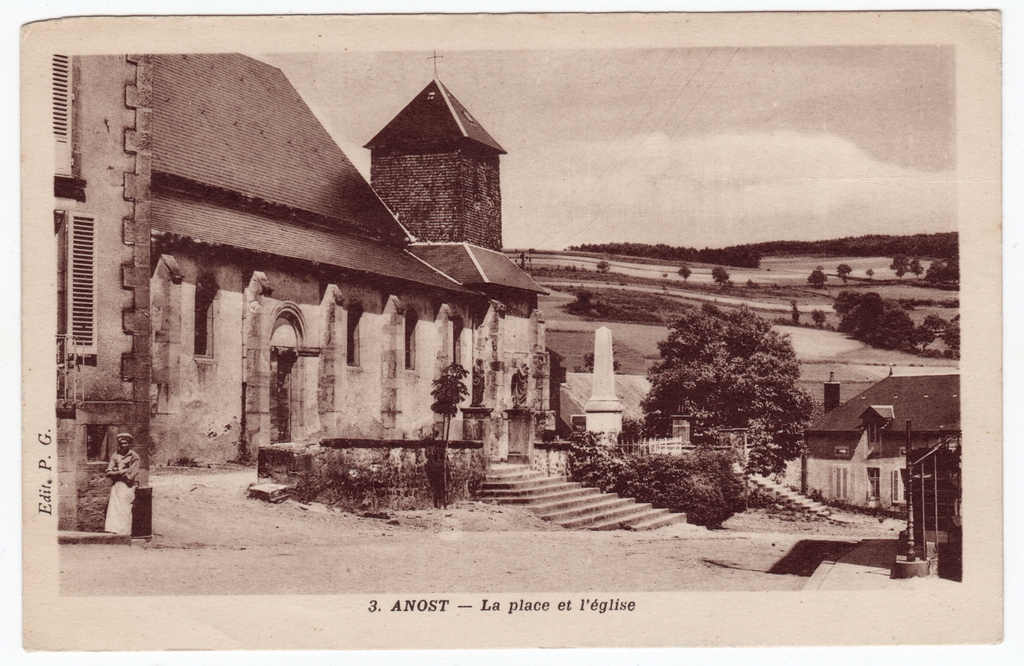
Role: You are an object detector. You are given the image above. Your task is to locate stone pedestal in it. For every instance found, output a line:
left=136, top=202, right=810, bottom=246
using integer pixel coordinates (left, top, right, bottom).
left=505, top=408, right=534, bottom=465
left=892, top=556, right=930, bottom=578
left=670, top=414, right=692, bottom=445
left=460, top=406, right=493, bottom=442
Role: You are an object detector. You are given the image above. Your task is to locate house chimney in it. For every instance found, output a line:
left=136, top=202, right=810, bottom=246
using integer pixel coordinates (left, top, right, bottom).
left=824, top=371, right=841, bottom=413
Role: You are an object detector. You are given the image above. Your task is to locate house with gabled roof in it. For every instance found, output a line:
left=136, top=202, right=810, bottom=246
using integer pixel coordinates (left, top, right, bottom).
left=52, top=53, right=550, bottom=531
left=801, top=373, right=960, bottom=508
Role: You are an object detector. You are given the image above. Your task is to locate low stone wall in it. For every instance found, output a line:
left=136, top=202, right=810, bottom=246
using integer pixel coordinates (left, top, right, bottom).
left=77, top=461, right=110, bottom=531
left=531, top=441, right=570, bottom=479
left=258, top=439, right=487, bottom=511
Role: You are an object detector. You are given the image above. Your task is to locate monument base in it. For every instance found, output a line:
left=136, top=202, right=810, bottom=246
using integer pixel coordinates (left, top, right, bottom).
left=584, top=410, right=623, bottom=439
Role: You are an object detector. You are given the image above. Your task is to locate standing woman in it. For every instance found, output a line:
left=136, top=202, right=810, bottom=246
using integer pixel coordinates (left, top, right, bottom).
left=104, top=433, right=141, bottom=534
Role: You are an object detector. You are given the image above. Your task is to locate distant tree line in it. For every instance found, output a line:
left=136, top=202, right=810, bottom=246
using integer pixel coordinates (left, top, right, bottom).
left=568, top=233, right=957, bottom=270
left=734, top=232, right=958, bottom=260
left=565, top=242, right=762, bottom=268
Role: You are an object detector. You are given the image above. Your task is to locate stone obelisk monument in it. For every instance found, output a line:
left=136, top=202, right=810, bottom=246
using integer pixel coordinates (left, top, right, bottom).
left=585, top=326, right=624, bottom=438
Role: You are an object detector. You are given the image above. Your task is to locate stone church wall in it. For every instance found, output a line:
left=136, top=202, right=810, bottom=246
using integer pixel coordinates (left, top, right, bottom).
left=149, top=245, right=495, bottom=463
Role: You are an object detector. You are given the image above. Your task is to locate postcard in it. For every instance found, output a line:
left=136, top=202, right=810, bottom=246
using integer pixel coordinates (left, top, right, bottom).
left=21, top=11, right=1002, bottom=650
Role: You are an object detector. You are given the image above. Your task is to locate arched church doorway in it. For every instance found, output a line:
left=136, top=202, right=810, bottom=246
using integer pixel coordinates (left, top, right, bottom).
left=269, top=313, right=302, bottom=443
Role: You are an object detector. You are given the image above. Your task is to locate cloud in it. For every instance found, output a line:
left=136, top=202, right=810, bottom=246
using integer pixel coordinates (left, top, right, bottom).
left=504, top=131, right=956, bottom=250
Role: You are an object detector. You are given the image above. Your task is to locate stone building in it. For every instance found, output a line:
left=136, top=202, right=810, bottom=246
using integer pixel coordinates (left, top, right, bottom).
left=798, top=373, right=960, bottom=509
left=53, top=53, right=549, bottom=532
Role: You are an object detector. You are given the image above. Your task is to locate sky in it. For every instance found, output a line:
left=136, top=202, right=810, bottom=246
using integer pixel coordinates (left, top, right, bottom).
left=262, top=46, right=956, bottom=251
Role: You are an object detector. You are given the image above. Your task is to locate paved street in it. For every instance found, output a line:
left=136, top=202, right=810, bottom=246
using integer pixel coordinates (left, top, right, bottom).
left=60, top=468, right=901, bottom=595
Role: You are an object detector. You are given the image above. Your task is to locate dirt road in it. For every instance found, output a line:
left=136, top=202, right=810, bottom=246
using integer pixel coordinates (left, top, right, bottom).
left=60, top=468, right=898, bottom=596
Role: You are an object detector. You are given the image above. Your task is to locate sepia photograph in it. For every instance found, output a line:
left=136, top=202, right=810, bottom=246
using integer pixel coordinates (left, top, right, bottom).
left=20, top=10, right=1002, bottom=651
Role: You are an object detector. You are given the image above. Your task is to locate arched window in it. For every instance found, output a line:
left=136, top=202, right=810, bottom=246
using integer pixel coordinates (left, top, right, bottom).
left=451, top=316, right=464, bottom=367
left=346, top=303, right=363, bottom=367
left=194, top=273, right=218, bottom=357
left=404, top=309, right=418, bottom=370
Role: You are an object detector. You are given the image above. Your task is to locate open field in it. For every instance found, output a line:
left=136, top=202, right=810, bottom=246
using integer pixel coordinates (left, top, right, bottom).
left=540, top=288, right=957, bottom=399
left=520, top=250, right=953, bottom=290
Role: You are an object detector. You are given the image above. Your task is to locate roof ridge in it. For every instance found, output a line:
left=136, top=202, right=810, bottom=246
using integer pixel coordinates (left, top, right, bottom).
left=463, top=242, right=490, bottom=283
left=435, top=79, right=469, bottom=138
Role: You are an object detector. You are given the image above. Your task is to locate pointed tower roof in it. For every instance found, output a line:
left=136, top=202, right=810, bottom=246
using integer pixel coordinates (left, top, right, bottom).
left=365, top=79, right=506, bottom=154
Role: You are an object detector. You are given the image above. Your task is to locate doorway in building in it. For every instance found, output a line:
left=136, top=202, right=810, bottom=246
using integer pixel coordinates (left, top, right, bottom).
left=269, top=314, right=301, bottom=444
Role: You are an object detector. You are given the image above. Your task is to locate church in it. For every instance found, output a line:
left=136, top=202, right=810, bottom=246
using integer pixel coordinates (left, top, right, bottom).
left=53, top=53, right=551, bottom=532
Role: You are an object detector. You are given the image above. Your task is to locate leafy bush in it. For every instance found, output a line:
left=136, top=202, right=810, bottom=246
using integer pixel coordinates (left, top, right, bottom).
left=566, top=431, right=746, bottom=528
left=291, top=447, right=486, bottom=511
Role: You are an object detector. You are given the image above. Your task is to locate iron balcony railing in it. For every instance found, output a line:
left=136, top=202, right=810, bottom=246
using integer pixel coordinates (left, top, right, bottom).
left=56, top=334, right=86, bottom=406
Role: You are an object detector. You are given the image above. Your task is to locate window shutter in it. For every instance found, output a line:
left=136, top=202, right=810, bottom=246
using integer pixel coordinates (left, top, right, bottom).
left=891, top=469, right=903, bottom=503
left=69, top=216, right=95, bottom=349
left=53, top=54, right=72, bottom=176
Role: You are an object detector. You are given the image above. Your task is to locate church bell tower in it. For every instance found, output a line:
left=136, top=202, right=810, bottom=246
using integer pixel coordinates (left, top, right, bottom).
left=365, top=79, right=506, bottom=251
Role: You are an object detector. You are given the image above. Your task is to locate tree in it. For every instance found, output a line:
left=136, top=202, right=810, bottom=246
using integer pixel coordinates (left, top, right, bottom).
left=866, top=268, right=874, bottom=280
left=943, top=321, right=960, bottom=355
left=909, top=257, right=924, bottom=278
left=807, top=266, right=827, bottom=288
left=811, top=309, right=827, bottom=328
left=922, top=314, right=948, bottom=336
left=429, top=363, right=470, bottom=508
left=678, top=264, right=692, bottom=281
left=790, top=300, right=800, bottom=325
left=833, top=291, right=917, bottom=351
left=596, top=260, right=611, bottom=274
left=925, top=257, right=960, bottom=284
left=890, top=254, right=910, bottom=279
left=836, top=263, right=852, bottom=283
left=711, top=266, right=730, bottom=287
left=642, top=304, right=815, bottom=476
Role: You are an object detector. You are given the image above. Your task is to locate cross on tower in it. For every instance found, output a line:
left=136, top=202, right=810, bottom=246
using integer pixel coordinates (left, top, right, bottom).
left=428, top=51, right=443, bottom=77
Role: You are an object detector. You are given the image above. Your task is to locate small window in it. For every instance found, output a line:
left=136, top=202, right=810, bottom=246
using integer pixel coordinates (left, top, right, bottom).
left=53, top=54, right=72, bottom=176
left=69, top=215, right=96, bottom=350
left=867, top=467, right=880, bottom=501
left=451, top=316, right=464, bottom=367
left=867, top=421, right=882, bottom=445
left=193, top=273, right=217, bottom=358
left=404, top=309, right=418, bottom=370
left=346, top=304, right=363, bottom=367
left=834, top=445, right=849, bottom=457
left=86, top=424, right=110, bottom=461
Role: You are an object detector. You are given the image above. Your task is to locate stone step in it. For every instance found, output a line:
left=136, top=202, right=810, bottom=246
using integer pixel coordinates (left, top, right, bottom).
left=481, top=476, right=571, bottom=491
left=481, top=486, right=601, bottom=505
left=750, top=476, right=834, bottom=516
left=478, top=481, right=585, bottom=499
left=486, top=463, right=532, bottom=474
left=586, top=505, right=667, bottom=531
left=554, top=501, right=653, bottom=529
left=536, top=496, right=634, bottom=522
left=624, top=510, right=689, bottom=531
left=528, top=491, right=626, bottom=515
left=479, top=469, right=685, bottom=531
left=58, top=531, right=133, bottom=546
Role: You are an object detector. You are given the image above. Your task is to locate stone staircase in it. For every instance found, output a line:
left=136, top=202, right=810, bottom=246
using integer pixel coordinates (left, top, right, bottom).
left=478, top=464, right=687, bottom=531
left=747, top=474, right=840, bottom=519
